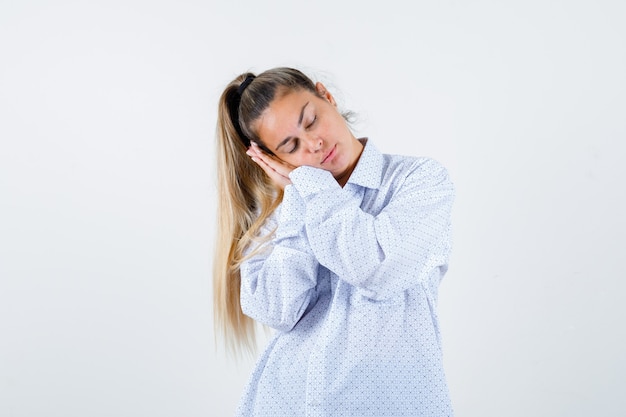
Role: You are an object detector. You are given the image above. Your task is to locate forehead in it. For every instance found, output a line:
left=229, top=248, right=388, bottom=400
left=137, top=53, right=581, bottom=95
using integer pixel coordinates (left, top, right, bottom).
left=255, top=89, right=315, bottom=145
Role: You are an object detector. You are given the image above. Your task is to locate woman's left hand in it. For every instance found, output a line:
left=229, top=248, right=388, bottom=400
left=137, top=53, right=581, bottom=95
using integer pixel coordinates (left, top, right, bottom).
left=246, top=143, right=296, bottom=190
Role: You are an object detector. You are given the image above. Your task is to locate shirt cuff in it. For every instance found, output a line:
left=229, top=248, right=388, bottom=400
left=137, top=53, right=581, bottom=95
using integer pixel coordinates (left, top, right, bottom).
left=289, top=166, right=341, bottom=198
left=275, top=184, right=306, bottom=239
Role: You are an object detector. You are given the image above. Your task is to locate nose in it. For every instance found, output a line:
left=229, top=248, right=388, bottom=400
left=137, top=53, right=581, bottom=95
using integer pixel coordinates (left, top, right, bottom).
left=306, top=136, right=323, bottom=152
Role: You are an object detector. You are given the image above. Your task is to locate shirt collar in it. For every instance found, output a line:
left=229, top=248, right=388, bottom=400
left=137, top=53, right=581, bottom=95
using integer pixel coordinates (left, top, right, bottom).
left=345, top=138, right=384, bottom=190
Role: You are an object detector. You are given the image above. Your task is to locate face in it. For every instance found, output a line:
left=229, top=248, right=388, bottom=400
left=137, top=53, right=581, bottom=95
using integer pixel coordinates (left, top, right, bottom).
left=253, top=83, right=363, bottom=183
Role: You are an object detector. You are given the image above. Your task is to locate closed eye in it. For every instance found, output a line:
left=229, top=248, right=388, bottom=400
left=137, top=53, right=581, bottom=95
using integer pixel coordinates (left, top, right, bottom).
left=306, top=115, right=317, bottom=129
left=288, top=139, right=300, bottom=154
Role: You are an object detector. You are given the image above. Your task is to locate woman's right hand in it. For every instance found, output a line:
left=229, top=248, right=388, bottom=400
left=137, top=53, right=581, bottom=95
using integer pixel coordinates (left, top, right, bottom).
left=247, top=142, right=296, bottom=190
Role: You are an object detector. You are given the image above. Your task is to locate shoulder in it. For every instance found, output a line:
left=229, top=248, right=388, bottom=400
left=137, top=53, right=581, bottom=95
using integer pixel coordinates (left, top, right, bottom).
left=348, top=139, right=453, bottom=196
left=380, top=153, right=452, bottom=190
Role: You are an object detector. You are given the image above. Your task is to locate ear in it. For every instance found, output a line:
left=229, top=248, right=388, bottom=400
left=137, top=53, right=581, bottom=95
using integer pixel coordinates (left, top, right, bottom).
left=315, top=82, right=337, bottom=107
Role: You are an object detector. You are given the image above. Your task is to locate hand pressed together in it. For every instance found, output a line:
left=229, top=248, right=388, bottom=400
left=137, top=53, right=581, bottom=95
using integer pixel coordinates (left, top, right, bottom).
left=246, top=142, right=297, bottom=190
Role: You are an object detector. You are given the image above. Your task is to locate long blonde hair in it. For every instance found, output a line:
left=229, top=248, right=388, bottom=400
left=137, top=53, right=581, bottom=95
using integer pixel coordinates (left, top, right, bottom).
left=213, top=68, right=320, bottom=354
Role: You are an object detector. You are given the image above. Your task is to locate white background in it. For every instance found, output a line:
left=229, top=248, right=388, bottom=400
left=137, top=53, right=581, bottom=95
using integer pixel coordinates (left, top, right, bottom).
left=1, top=1, right=625, bottom=416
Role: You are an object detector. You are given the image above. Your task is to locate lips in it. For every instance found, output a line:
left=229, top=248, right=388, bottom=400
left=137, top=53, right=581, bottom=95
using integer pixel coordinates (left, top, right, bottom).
left=321, top=145, right=336, bottom=165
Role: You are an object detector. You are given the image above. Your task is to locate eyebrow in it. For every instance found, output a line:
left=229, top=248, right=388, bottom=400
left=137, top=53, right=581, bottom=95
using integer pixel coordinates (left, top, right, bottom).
left=275, top=101, right=309, bottom=151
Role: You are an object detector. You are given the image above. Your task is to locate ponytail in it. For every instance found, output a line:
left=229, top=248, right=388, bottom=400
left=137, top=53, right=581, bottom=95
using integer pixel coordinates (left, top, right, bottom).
left=213, top=73, right=282, bottom=355
left=213, top=67, right=332, bottom=355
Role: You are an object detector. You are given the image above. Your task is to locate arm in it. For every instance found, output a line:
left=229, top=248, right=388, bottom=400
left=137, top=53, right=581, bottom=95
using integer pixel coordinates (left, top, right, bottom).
left=289, top=158, right=454, bottom=301
left=239, top=185, right=319, bottom=332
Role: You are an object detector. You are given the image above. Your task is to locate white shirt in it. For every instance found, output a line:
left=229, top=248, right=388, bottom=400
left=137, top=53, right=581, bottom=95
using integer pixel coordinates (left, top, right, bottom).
left=236, top=139, right=455, bottom=417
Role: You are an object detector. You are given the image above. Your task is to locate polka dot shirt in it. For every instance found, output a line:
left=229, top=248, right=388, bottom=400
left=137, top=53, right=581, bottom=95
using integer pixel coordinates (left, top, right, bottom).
left=237, top=139, right=455, bottom=417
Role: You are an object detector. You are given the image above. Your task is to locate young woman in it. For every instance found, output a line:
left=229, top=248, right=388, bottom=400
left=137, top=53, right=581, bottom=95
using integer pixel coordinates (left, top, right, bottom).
left=214, top=67, right=455, bottom=416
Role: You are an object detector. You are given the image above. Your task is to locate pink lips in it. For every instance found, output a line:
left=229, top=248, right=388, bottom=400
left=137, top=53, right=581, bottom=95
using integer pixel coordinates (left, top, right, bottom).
left=321, top=145, right=336, bottom=165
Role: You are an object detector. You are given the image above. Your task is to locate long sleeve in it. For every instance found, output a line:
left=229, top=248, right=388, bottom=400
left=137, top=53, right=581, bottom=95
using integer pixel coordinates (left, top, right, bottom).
left=239, top=185, right=319, bottom=332
left=289, top=157, right=454, bottom=301
left=234, top=144, right=456, bottom=417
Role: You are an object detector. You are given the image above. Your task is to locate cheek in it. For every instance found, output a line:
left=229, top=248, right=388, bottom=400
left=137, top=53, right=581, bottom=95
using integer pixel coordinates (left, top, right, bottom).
left=324, top=118, right=345, bottom=137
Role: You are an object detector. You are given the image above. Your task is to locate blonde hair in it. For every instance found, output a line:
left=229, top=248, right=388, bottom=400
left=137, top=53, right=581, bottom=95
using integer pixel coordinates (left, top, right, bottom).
left=213, top=68, right=319, bottom=354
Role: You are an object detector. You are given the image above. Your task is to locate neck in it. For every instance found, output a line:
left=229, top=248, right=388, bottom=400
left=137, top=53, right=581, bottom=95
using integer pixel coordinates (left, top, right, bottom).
left=335, top=138, right=364, bottom=187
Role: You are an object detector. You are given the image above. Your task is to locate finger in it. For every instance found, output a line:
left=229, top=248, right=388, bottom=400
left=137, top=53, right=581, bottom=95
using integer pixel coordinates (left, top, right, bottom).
left=251, top=155, right=288, bottom=180
left=250, top=156, right=292, bottom=189
left=252, top=150, right=294, bottom=177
